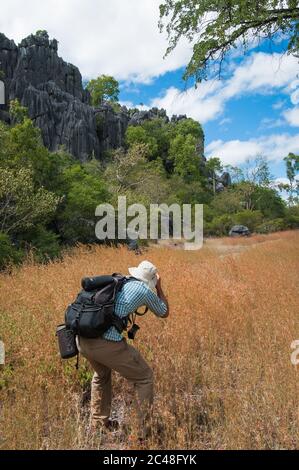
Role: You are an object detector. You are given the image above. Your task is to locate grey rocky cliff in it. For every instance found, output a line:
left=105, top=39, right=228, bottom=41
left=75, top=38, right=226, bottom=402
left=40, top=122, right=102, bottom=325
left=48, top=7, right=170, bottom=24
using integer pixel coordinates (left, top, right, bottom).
left=0, top=31, right=209, bottom=168
left=0, top=31, right=100, bottom=160
left=129, top=107, right=169, bottom=126
left=94, top=104, right=130, bottom=157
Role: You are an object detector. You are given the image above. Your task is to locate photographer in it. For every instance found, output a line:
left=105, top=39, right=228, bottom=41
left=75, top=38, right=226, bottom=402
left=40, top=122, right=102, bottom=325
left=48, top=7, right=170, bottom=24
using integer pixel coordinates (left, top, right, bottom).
left=78, top=260, right=169, bottom=438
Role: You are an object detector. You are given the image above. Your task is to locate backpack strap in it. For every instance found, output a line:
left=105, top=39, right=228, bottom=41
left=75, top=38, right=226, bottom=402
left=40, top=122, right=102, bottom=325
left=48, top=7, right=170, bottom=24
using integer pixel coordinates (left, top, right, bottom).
left=111, top=314, right=129, bottom=334
left=110, top=274, right=149, bottom=336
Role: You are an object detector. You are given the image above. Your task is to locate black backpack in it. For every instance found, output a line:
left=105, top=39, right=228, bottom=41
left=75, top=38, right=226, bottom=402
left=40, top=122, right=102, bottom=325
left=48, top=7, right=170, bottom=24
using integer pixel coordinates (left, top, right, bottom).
left=65, top=273, right=129, bottom=339
left=57, top=274, right=148, bottom=368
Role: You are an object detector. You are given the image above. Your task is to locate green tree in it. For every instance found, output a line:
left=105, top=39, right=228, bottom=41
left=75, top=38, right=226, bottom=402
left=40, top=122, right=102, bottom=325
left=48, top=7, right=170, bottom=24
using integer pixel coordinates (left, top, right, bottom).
left=1, top=102, right=75, bottom=191
left=284, top=205, right=299, bottom=227
left=205, top=214, right=234, bottom=236
left=172, top=177, right=211, bottom=205
left=169, top=134, right=201, bottom=181
left=125, top=126, right=159, bottom=159
left=86, top=75, right=119, bottom=106
left=0, top=107, right=53, bottom=187
left=228, top=156, right=272, bottom=210
left=9, top=99, right=29, bottom=124
left=22, top=225, right=61, bottom=263
left=206, top=157, right=223, bottom=194
left=236, top=181, right=257, bottom=211
left=244, top=155, right=272, bottom=187
left=234, top=209, right=263, bottom=231
left=105, top=145, right=171, bottom=209
left=0, top=232, right=23, bottom=270
left=35, top=30, right=49, bottom=39
left=142, top=118, right=171, bottom=160
left=211, top=188, right=243, bottom=214
left=159, top=1, right=299, bottom=82
left=251, top=186, right=286, bottom=219
left=58, top=165, right=109, bottom=244
left=255, top=218, right=286, bottom=233
left=224, top=164, right=244, bottom=184
left=168, top=117, right=204, bottom=140
left=0, top=168, right=59, bottom=236
left=281, top=152, right=299, bottom=205
left=125, top=117, right=204, bottom=172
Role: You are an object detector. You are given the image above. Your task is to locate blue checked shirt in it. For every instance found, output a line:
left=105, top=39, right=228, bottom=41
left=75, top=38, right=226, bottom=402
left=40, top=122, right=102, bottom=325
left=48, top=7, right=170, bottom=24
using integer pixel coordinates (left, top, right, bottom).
left=103, top=279, right=167, bottom=341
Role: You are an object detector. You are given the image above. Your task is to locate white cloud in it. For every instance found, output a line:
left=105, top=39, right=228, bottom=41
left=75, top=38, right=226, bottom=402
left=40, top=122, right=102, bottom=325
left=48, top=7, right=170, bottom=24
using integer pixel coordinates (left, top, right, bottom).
left=273, top=177, right=289, bottom=186
left=0, top=0, right=192, bottom=83
left=291, top=88, right=299, bottom=105
left=284, top=107, right=299, bottom=127
left=206, top=133, right=299, bottom=166
left=150, top=52, right=299, bottom=123
left=206, top=139, right=261, bottom=165
left=223, top=53, right=299, bottom=98
left=150, top=81, right=224, bottom=123
left=259, top=117, right=286, bottom=130
left=284, top=79, right=299, bottom=105
left=219, top=117, right=232, bottom=126
left=272, top=100, right=286, bottom=110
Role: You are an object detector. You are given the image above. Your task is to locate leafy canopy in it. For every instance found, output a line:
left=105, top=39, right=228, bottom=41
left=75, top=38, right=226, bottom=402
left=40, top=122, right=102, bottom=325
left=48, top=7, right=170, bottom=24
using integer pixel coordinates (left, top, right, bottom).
left=57, top=165, right=109, bottom=244
left=159, top=0, right=299, bottom=82
left=281, top=152, right=299, bottom=204
left=169, top=133, right=201, bottom=181
left=0, top=168, right=59, bottom=236
left=86, top=75, right=120, bottom=106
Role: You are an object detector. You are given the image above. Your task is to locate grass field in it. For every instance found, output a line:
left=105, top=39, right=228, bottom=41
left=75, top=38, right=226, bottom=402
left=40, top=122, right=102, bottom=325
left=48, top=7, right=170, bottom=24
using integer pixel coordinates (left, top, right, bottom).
left=0, top=230, right=299, bottom=450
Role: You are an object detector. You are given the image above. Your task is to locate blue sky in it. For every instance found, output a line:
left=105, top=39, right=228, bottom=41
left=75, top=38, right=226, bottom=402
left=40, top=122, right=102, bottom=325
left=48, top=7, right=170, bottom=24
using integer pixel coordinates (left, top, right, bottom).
left=119, top=39, right=299, bottom=182
left=1, top=0, right=298, bottom=183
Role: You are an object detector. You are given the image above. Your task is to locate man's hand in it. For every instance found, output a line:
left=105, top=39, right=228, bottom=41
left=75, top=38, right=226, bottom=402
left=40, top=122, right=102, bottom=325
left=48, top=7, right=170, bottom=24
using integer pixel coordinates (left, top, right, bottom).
left=155, top=273, right=169, bottom=318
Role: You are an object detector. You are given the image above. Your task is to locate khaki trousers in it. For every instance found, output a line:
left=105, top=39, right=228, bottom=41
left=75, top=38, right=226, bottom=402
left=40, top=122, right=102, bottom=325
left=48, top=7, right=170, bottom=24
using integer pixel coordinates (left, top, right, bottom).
left=78, top=336, right=154, bottom=431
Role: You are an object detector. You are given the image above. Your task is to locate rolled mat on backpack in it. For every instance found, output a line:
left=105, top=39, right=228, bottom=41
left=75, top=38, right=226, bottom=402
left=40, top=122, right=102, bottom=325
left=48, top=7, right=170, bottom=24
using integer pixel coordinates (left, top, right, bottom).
left=81, top=275, right=115, bottom=292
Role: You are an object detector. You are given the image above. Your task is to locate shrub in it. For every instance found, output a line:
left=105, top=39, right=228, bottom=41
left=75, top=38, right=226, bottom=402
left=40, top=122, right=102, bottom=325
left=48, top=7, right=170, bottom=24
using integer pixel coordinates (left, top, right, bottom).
left=58, top=165, right=109, bottom=244
left=25, top=226, right=61, bottom=263
left=233, top=210, right=263, bottom=232
left=205, top=214, right=234, bottom=236
left=0, top=232, right=22, bottom=270
left=284, top=206, right=299, bottom=228
left=126, top=126, right=158, bottom=159
left=0, top=167, right=59, bottom=236
left=211, top=189, right=243, bottom=215
left=256, top=218, right=286, bottom=234
left=251, top=186, right=286, bottom=219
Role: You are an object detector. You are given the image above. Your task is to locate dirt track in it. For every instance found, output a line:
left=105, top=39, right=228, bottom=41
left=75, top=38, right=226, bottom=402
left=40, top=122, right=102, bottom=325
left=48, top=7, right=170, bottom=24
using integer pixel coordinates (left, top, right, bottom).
left=152, top=232, right=285, bottom=258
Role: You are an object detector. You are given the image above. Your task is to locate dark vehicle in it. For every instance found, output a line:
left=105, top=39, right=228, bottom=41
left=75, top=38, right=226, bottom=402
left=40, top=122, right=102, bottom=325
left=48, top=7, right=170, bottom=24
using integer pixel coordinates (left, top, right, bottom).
left=229, top=225, right=251, bottom=237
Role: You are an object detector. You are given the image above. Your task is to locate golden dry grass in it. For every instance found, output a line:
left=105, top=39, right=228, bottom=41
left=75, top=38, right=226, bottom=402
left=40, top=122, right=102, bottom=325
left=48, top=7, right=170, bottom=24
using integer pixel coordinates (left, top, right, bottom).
left=0, top=230, right=299, bottom=450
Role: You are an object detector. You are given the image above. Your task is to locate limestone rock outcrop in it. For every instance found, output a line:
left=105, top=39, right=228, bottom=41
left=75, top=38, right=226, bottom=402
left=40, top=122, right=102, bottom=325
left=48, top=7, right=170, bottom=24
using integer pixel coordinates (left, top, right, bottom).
left=0, top=31, right=206, bottom=165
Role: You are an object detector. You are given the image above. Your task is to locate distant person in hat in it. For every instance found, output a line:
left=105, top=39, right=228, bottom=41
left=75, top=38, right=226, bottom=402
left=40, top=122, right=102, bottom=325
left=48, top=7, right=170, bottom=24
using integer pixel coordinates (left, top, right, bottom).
left=78, top=260, right=169, bottom=439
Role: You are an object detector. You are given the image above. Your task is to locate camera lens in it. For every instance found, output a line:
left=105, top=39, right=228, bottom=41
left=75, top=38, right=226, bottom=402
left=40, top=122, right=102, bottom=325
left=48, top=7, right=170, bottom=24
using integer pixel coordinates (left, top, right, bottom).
left=128, top=324, right=140, bottom=339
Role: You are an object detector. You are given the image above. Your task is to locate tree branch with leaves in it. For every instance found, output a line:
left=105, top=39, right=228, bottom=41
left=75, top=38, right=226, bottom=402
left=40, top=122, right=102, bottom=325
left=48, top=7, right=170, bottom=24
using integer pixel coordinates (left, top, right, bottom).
left=159, top=0, right=299, bottom=82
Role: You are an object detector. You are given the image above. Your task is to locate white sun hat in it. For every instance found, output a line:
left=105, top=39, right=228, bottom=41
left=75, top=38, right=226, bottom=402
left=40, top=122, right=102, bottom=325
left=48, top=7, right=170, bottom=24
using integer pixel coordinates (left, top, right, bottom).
left=128, top=260, right=158, bottom=290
